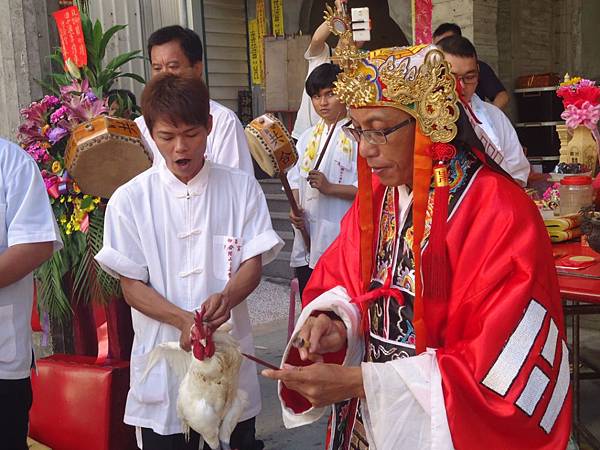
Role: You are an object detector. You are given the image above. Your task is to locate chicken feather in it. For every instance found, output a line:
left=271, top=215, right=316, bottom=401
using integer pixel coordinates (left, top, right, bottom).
left=142, top=324, right=248, bottom=450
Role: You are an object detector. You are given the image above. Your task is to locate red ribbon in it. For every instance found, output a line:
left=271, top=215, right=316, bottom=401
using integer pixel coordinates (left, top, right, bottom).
left=351, top=268, right=405, bottom=307
left=93, top=304, right=109, bottom=364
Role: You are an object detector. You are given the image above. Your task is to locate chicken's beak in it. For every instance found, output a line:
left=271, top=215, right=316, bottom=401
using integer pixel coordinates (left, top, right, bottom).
left=192, top=306, right=215, bottom=359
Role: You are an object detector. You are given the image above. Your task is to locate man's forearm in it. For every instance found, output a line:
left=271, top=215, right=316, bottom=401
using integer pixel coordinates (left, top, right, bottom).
left=0, top=242, right=54, bottom=288
left=223, top=255, right=262, bottom=309
left=325, top=184, right=357, bottom=201
left=307, top=21, right=330, bottom=56
left=120, top=276, right=192, bottom=330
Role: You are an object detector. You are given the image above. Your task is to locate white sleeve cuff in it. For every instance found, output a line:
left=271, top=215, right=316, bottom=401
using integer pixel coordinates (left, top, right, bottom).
left=95, top=246, right=149, bottom=283
left=242, top=229, right=284, bottom=266
left=279, top=286, right=364, bottom=429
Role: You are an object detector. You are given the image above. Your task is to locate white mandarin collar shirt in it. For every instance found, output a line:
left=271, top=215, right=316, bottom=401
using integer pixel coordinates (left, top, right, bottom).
left=95, top=160, right=283, bottom=435
left=287, top=120, right=358, bottom=268
left=470, top=94, right=530, bottom=186
left=0, top=140, right=62, bottom=379
left=135, top=99, right=255, bottom=176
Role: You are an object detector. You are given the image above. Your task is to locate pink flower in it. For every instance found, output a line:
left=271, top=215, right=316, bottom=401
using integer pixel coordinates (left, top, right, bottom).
left=50, top=106, right=68, bottom=124
left=25, top=142, right=51, bottom=164
left=561, top=101, right=600, bottom=130
left=41, top=95, right=60, bottom=108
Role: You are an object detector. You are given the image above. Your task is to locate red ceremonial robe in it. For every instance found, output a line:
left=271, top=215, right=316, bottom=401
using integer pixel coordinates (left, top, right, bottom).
left=278, top=152, right=572, bottom=450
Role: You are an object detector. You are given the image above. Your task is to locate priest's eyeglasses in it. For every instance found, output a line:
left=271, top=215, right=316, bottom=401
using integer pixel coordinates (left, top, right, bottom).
left=342, top=117, right=415, bottom=145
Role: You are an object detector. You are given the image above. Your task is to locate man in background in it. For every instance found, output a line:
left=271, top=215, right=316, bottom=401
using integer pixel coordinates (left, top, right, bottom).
left=135, top=25, right=254, bottom=176
left=438, top=35, right=530, bottom=186
left=433, top=23, right=510, bottom=111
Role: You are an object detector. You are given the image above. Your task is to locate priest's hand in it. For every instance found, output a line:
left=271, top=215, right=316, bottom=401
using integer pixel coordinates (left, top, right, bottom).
left=295, top=313, right=347, bottom=362
left=202, top=292, right=232, bottom=330
left=261, top=363, right=364, bottom=407
left=308, top=170, right=332, bottom=195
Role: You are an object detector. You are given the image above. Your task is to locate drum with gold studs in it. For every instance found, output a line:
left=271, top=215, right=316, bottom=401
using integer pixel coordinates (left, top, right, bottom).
left=65, top=115, right=152, bottom=199
left=244, top=113, right=298, bottom=177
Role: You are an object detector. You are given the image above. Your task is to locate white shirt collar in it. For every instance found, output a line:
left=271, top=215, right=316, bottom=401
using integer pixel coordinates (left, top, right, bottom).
left=157, top=159, right=211, bottom=198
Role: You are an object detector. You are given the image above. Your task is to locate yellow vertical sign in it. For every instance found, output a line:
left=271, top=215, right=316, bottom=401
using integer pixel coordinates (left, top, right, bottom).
left=256, top=0, right=266, bottom=82
left=272, top=0, right=284, bottom=36
left=248, top=19, right=263, bottom=85
left=256, top=0, right=266, bottom=38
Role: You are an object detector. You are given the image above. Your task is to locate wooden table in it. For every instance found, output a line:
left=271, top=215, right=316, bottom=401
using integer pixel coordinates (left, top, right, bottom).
left=554, top=241, right=600, bottom=448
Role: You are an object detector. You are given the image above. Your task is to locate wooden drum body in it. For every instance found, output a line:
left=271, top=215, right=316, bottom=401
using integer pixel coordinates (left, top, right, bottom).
left=65, top=116, right=152, bottom=199
left=245, top=113, right=298, bottom=177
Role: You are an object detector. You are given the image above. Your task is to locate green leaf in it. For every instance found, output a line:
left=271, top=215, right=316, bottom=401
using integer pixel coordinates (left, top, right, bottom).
left=98, top=24, right=127, bottom=61
left=35, top=251, right=72, bottom=323
left=82, top=66, right=97, bottom=86
left=80, top=196, right=94, bottom=210
left=34, top=77, right=60, bottom=96
left=119, top=72, right=146, bottom=84
left=80, top=13, right=93, bottom=47
left=105, top=51, right=143, bottom=73
left=92, top=19, right=103, bottom=55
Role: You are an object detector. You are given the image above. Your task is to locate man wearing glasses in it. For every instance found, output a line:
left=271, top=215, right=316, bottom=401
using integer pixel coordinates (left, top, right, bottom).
left=437, top=35, right=530, bottom=186
left=433, top=23, right=509, bottom=111
left=264, top=43, right=570, bottom=450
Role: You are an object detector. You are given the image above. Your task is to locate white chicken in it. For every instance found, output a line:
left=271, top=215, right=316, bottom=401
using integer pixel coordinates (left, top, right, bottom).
left=143, top=308, right=248, bottom=450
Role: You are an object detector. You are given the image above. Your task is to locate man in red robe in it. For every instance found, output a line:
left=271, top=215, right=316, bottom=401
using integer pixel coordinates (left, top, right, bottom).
left=262, top=40, right=572, bottom=449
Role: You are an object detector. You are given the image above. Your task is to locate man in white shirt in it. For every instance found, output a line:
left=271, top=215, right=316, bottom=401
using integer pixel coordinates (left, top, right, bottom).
left=135, top=25, right=255, bottom=176
left=96, top=74, right=282, bottom=450
left=0, top=139, right=62, bottom=450
left=288, top=63, right=358, bottom=295
left=438, top=35, right=530, bottom=186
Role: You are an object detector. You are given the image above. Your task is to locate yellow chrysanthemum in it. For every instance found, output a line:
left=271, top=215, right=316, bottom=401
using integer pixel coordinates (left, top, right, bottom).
left=51, top=161, right=62, bottom=173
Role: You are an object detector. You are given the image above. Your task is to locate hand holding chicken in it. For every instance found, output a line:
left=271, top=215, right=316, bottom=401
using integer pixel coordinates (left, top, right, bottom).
left=144, top=307, right=247, bottom=450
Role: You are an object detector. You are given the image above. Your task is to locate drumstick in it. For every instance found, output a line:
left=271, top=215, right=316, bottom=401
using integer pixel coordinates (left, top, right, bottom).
left=313, top=111, right=343, bottom=172
left=279, top=173, right=311, bottom=250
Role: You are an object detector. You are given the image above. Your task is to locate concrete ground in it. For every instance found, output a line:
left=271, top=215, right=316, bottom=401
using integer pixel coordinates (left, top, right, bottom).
left=31, top=279, right=600, bottom=449
left=246, top=279, right=329, bottom=449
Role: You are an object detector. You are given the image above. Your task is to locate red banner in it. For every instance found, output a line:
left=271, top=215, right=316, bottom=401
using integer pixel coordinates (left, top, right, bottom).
left=413, top=0, right=433, bottom=45
left=52, top=6, right=87, bottom=67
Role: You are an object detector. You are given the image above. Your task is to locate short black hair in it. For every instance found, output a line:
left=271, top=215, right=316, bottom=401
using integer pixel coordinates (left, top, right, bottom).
left=147, top=25, right=203, bottom=65
left=433, top=23, right=462, bottom=39
left=436, top=35, right=477, bottom=59
left=141, top=73, right=210, bottom=134
left=305, top=63, right=342, bottom=97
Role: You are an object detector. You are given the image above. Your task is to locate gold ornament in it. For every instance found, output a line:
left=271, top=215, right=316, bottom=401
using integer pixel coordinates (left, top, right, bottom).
left=324, top=4, right=460, bottom=144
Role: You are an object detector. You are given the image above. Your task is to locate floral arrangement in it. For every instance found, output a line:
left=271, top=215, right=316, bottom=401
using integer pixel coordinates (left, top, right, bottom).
left=557, top=75, right=600, bottom=133
left=19, top=80, right=107, bottom=236
left=17, top=10, right=143, bottom=322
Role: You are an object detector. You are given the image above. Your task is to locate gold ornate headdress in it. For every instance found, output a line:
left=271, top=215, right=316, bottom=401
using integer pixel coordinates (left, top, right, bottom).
left=325, top=5, right=459, bottom=143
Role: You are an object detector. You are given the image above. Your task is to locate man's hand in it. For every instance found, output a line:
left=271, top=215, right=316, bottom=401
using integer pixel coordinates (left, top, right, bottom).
left=289, top=207, right=306, bottom=231
left=202, top=292, right=232, bottom=330
left=295, top=313, right=347, bottom=362
left=308, top=170, right=331, bottom=195
left=178, top=312, right=195, bottom=351
left=261, top=363, right=364, bottom=407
